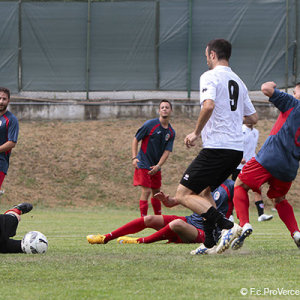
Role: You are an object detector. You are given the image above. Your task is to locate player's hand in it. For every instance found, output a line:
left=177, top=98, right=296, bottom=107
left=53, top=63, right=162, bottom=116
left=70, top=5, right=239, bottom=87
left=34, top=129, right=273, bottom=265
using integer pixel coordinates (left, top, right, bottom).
left=261, top=81, right=276, bottom=97
left=132, top=158, right=139, bottom=168
left=148, top=165, right=160, bottom=175
left=184, top=132, right=197, bottom=148
left=154, top=192, right=178, bottom=207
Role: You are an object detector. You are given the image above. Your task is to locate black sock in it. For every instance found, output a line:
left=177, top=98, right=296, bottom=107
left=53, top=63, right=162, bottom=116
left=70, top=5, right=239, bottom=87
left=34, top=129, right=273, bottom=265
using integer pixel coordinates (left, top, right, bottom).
left=202, top=207, right=233, bottom=230
left=203, top=220, right=216, bottom=248
left=255, top=200, right=264, bottom=216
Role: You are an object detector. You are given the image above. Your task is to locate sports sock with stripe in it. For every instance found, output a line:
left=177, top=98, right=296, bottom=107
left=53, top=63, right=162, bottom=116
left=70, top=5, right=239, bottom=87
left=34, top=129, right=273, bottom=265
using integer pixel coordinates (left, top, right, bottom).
left=104, top=217, right=146, bottom=242
left=137, top=224, right=178, bottom=243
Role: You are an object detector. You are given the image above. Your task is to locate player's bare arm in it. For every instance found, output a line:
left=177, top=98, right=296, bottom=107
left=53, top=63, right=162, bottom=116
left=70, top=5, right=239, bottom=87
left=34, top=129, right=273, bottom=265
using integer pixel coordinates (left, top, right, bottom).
left=261, top=81, right=276, bottom=98
left=184, top=99, right=215, bottom=148
left=148, top=150, right=170, bottom=175
left=131, top=137, right=140, bottom=168
left=0, top=141, right=16, bottom=153
left=154, top=191, right=179, bottom=207
left=243, top=112, right=258, bottom=125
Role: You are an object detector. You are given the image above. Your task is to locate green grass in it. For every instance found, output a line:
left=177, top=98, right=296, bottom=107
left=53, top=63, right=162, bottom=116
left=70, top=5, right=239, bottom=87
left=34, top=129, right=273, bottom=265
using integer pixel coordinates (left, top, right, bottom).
left=0, top=207, right=299, bottom=300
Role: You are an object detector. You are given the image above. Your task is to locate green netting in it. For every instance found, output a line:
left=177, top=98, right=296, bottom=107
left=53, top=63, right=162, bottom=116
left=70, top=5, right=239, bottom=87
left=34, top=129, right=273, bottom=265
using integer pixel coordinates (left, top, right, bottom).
left=0, top=0, right=298, bottom=94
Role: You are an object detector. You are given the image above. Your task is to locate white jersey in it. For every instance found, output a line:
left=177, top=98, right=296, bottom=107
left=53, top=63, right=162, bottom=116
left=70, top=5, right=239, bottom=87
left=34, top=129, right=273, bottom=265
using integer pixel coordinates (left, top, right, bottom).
left=200, top=65, right=256, bottom=151
left=237, top=125, right=259, bottom=169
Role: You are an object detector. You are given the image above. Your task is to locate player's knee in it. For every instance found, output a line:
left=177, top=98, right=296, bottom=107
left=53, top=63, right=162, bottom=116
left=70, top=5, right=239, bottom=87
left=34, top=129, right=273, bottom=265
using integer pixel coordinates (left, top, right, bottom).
left=235, top=178, right=250, bottom=191
left=273, top=196, right=285, bottom=205
left=169, top=219, right=185, bottom=231
left=143, top=215, right=156, bottom=226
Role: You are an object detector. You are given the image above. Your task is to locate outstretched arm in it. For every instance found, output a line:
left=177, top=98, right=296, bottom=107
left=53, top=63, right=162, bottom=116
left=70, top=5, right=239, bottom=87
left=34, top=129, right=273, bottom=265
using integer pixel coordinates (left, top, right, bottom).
left=261, top=81, right=276, bottom=98
left=154, top=191, right=179, bottom=208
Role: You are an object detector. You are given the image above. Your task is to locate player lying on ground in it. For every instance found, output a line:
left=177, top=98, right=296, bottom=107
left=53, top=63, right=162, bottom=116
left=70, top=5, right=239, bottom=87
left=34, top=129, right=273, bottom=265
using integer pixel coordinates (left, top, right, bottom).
left=87, top=179, right=234, bottom=248
left=0, top=202, right=32, bottom=253
left=216, top=81, right=300, bottom=253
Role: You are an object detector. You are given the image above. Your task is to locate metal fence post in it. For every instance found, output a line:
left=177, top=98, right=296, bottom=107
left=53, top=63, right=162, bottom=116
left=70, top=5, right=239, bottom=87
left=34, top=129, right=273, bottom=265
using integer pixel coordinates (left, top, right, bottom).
left=187, top=0, right=193, bottom=99
left=86, top=0, right=91, bottom=100
left=285, top=0, right=289, bottom=91
left=18, top=0, right=22, bottom=92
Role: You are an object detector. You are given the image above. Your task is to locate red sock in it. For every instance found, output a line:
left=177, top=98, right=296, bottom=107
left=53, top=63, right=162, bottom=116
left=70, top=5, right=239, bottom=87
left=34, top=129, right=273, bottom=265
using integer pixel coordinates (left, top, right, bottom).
left=151, top=197, right=161, bottom=215
left=275, top=199, right=299, bottom=236
left=4, top=208, right=21, bottom=215
left=233, top=186, right=250, bottom=226
left=137, top=224, right=178, bottom=243
left=105, top=217, right=146, bottom=242
left=139, top=200, right=148, bottom=217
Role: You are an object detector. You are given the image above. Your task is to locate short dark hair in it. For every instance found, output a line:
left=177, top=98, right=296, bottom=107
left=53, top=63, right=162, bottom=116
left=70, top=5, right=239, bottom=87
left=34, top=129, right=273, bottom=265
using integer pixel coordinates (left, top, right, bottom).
left=295, top=82, right=300, bottom=88
left=159, top=99, right=172, bottom=110
left=0, top=87, right=10, bottom=99
left=207, top=39, right=232, bottom=61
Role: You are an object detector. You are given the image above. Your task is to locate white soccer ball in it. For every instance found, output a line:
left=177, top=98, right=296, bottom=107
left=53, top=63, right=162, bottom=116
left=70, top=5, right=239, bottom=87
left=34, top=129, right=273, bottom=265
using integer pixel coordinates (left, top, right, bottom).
left=21, top=231, right=48, bottom=254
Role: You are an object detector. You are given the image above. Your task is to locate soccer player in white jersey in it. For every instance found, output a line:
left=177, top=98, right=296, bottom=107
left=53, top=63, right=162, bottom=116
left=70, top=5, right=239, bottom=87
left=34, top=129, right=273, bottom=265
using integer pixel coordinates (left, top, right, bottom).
left=155, top=39, right=258, bottom=254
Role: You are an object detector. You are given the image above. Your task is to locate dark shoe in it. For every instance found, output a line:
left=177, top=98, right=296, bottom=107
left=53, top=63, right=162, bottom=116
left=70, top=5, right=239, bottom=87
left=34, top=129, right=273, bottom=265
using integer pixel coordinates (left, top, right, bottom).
left=13, top=203, right=33, bottom=214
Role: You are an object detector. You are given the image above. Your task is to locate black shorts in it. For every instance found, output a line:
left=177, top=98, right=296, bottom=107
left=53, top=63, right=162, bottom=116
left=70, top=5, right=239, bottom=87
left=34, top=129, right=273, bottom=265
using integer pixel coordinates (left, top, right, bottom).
left=231, top=168, right=241, bottom=181
left=180, top=148, right=243, bottom=194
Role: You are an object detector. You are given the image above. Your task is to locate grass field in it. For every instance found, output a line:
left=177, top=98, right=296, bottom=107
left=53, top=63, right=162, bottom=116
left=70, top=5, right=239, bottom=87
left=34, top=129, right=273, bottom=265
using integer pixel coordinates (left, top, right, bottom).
left=1, top=207, right=299, bottom=300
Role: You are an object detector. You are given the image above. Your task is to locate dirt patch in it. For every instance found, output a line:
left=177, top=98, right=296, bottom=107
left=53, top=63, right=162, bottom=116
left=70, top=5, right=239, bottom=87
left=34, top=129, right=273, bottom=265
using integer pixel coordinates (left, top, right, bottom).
left=2, top=117, right=300, bottom=208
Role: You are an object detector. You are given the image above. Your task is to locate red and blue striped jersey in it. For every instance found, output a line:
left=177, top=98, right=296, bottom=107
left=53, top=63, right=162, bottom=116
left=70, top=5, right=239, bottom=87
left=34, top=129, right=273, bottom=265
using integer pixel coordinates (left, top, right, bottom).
left=135, top=118, right=175, bottom=170
left=0, top=111, right=19, bottom=174
left=256, top=89, right=300, bottom=182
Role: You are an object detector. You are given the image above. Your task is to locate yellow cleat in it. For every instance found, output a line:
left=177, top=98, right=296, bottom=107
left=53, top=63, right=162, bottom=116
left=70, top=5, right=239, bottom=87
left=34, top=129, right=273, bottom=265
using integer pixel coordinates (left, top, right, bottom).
left=117, top=236, right=140, bottom=244
left=87, top=234, right=106, bottom=244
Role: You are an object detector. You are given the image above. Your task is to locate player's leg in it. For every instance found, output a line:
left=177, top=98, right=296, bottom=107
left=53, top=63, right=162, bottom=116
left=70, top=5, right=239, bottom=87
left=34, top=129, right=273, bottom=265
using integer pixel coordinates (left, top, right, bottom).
left=273, top=197, right=300, bottom=250
left=0, top=203, right=33, bottom=254
left=133, top=168, right=152, bottom=216
left=118, top=216, right=201, bottom=244
left=255, top=191, right=273, bottom=222
left=150, top=171, right=162, bottom=215
left=87, top=215, right=165, bottom=244
left=168, top=219, right=204, bottom=243
left=269, top=179, right=300, bottom=249
left=178, top=149, right=241, bottom=231
left=139, top=186, right=151, bottom=217
left=0, top=171, right=6, bottom=196
left=151, top=189, right=161, bottom=215
left=0, top=214, right=22, bottom=253
left=220, top=159, right=272, bottom=252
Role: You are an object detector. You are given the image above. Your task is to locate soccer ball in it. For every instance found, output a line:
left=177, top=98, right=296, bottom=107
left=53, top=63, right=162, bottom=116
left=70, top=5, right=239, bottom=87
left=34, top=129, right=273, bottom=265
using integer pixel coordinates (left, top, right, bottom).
left=21, top=231, right=48, bottom=254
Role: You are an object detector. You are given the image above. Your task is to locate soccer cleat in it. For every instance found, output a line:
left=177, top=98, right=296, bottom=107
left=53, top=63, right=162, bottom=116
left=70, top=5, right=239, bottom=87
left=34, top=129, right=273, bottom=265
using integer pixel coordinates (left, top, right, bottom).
left=86, top=234, right=106, bottom=244
left=190, top=244, right=217, bottom=255
left=293, top=231, right=300, bottom=250
left=231, top=223, right=253, bottom=250
left=117, top=236, right=139, bottom=244
left=216, top=223, right=242, bottom=254
left=258, top=214, right=273, bottom=222
left=13, top=203, right=33, bottom=214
